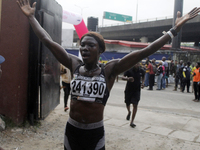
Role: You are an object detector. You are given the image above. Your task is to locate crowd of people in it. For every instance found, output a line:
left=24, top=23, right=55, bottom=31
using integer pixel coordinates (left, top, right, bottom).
left=141, top=57, right=200, bottom=102
left=142, top=56, right=169, bottom=90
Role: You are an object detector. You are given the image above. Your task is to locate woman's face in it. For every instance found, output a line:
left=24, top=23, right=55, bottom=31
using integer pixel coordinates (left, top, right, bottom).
left=80, top=36, right=100, bottom=64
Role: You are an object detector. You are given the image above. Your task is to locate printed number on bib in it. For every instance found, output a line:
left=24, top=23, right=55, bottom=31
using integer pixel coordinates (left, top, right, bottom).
left=71, top=80, right=106, bottom=98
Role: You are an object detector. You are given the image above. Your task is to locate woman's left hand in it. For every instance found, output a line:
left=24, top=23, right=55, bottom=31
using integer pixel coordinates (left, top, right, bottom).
left=175, top=7, right=200, bottom=32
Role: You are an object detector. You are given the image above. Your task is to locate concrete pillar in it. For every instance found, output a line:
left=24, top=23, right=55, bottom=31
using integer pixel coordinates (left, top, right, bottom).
left=140, top=37, right=148, bottom=43
left=172, top=0, right=183, bottom=50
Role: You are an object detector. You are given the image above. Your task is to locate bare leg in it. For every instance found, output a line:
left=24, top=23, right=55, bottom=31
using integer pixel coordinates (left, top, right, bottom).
left=166, top=78, right=168, bottom=87
left=126, top=104, right=131, bottom=120
left=130, top=104, right=138, bottom=128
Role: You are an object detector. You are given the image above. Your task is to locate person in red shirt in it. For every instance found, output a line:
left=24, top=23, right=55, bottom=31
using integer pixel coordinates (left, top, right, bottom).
left=148, top=59, right=156, bottom=90
left=192, top=62, right=200, bottom=102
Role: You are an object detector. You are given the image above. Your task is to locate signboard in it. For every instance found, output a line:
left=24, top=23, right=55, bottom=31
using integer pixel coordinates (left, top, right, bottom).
left=103, top=11, right=132, bottom=22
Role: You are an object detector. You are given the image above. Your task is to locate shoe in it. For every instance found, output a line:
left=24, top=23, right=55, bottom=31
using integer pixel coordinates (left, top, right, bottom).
left=147, top=88, right=153, bottom=90
left=194, top=100, right=199, bottom=102
left=126, top=112, right=131, bottom=120
left=64, top=106, right=69, bottom=112
left=130, top=123, right=136, bottom=128
left=192, top=99, right=197, bottom=101
left=187, top=91, right=190, bottom=93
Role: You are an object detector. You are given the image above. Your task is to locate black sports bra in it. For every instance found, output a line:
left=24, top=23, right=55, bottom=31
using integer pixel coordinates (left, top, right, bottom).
left=70, top=64, right=110, bottom=106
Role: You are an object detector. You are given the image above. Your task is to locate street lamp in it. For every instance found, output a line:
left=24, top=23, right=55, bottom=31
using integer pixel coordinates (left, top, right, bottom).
left=74, top=5, right=88, bottom=16
left=136, top=0, right=138, bottom=23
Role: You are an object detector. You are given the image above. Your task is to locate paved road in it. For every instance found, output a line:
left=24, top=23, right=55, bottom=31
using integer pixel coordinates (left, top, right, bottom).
left=108, top=80, right=200, bottom=118
left=103, top=80, right=200, bottom=150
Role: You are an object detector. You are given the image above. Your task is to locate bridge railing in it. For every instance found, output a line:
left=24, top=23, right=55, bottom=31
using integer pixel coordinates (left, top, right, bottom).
left=99, top=16, right=173, bottom=28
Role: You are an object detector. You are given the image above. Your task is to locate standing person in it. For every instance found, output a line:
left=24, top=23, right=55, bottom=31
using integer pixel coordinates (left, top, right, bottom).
left=0, top=55, right=5, bottom=79
left=144, top=58, right=150, bottom=87
left=17, top=1, right=200, bottom=149
left=191, top=63, right=196, bottom=93
left=61, top=64, right=71, bottom=111
left=192, top=62, right=200, bottom=102
left=156, top=62, right=163, bottom=90
left=171, top=60, right=177, bottom=77
left=173, top=60, right=183, bottom=91
left=185, top=62, right=191, bottom=93
left=162, top=57, right=169, bottom=88
left=170, top=60, right=177, bottom=77
left=170, top=60, right=174, bottom=75
left=148, top=59, right=156, bottom=90
left=122, top=63, right=145, bottom=128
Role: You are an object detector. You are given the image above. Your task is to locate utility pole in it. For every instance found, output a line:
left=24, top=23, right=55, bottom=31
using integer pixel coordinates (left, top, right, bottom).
left=172, top=0, right=183, bottom=50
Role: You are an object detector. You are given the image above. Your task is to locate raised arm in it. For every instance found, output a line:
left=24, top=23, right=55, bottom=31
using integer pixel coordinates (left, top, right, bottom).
left=112, top=7, right=200, bottom=76
left=17, top=0, right=81, bottom=70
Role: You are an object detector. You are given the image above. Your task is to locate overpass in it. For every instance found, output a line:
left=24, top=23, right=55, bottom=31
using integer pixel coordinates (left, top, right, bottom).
left=73, top=15, right=200, bottom=44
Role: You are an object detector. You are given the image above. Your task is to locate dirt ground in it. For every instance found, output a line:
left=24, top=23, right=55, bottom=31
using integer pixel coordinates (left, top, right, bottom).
left=0, top=107, right=67, bottom=150
left=0, top=89, right=68, bottom=150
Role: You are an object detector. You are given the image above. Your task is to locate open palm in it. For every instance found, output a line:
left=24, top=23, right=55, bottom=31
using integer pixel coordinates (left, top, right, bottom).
left=17, top=0, right=36, bottom=17
left=175, top=7, right=200, bottom=32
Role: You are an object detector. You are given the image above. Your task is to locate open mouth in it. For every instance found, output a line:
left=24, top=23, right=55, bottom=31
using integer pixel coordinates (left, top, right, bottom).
left=82, top=53, right=90, bottom=59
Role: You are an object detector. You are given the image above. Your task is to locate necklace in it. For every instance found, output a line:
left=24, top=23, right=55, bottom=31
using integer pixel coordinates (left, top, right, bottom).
left=84, top=65, right=99, bottom=74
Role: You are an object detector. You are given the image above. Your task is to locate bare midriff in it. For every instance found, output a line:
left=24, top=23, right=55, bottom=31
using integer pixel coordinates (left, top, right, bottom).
left=69, top=99, right=105, bottom=124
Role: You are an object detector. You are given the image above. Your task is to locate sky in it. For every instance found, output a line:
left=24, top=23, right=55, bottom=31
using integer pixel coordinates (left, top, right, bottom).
left=55, top=0, right=200, bottom=29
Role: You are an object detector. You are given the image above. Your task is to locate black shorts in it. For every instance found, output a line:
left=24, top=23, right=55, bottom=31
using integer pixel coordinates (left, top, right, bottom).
left=64, top=117, right=105, bottom=150
left=125, top=91, right=140, bottom=105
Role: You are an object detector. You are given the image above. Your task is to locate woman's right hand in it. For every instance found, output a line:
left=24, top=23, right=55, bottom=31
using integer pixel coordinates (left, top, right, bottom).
left=17, top=0, right=36, bottom=17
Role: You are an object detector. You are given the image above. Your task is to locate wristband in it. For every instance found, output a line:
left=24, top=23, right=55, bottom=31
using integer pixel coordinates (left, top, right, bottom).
left=170, top=28, right=177, bottom=36
left=162, top=28, right=177, bottom=39
left=167, top=31, right=174, bottom=39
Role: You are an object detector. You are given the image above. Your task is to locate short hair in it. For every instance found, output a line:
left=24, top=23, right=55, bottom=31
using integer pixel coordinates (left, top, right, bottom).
left=80, top=32, right=106, bottom=53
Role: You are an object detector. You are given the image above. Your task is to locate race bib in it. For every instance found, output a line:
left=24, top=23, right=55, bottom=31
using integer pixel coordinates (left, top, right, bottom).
left=71, top=78, right=106, bottom=102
